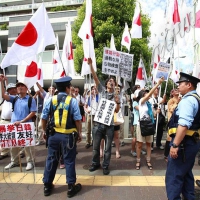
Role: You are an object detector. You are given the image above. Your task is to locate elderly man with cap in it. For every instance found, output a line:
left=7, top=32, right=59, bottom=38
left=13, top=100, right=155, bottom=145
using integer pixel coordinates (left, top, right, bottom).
left=41, top=76, right=82, bottom=198
left=0, top=83, right=17, bottom=160
left=0, top=76, right=37, bottom=171
left=165, top=72, right=200, bottom=200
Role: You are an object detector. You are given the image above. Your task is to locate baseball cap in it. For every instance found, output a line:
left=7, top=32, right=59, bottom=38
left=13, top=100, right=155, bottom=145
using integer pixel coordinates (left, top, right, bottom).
left=6, top=83, right=16, bottom=91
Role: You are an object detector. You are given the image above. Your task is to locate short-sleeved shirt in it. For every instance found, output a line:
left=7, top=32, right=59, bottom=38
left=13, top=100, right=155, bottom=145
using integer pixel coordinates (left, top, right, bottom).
left=138, top=99, right=150, bottom=125
left=41, top=92, right=82, bottom=121
left=8, top=95, right=37, bottom=123
left=1, top=101, right=12, bottom=120
left=176, top=90, right=199, bottom=129
left=149, top=96, right=165, bottom=116
left=133, top=101, right=139, bottom=125
left=98, top=83, right=116, bottom=125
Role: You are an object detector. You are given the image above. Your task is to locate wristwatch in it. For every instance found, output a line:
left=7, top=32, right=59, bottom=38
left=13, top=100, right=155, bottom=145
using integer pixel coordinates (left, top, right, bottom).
left=172, top=143, right=179, bottom=148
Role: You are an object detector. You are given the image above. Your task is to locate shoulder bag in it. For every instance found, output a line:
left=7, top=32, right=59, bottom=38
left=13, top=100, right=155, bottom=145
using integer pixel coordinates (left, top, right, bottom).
left=139, top=104, right=155, bottom=137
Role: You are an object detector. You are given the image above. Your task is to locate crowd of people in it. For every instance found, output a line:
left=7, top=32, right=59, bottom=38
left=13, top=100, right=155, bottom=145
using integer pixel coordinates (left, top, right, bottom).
left=0, top=64, right=200, bottom=199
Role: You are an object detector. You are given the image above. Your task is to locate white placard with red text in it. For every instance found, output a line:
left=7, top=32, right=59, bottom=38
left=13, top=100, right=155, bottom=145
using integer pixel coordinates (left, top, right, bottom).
left=0, top=122, right=35, bottom=148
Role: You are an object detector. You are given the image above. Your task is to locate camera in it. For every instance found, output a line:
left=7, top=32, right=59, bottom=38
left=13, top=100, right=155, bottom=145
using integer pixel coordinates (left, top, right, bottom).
left=153, top=103, right=158, bottom=109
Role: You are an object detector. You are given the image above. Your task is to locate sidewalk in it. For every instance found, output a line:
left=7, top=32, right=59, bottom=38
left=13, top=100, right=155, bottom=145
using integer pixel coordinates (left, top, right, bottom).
left=0, top=123, right=200, bottom=199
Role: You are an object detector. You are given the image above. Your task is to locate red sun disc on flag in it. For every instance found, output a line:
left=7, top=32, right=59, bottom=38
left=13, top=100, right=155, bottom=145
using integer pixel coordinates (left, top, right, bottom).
left=15, top=22, right=38, bottom=46
left=25, top=61, right=38, bottom=77
left=37, top=68, right=41, bottom=80
left=137, top=68, right=144, bottom=80
left=124, top=36, right=129, bottom=43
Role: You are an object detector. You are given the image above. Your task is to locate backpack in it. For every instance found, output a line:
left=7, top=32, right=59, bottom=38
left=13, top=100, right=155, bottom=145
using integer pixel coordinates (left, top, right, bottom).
left=12, top=96, right=36, bottom=122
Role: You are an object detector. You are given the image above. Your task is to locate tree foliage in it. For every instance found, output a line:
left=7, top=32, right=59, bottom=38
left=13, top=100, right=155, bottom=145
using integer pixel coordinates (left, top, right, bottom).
left=50, top=5, right=78, bottom=12
left=72, top=0, right=152, bottom=86
left=0, top=23, right=8, bottom=30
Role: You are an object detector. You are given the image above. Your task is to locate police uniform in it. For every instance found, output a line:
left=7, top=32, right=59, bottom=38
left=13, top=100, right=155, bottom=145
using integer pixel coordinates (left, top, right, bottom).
left=42, top=76, right=82, bottom=198
left=165, top=73, right=200, bottom=200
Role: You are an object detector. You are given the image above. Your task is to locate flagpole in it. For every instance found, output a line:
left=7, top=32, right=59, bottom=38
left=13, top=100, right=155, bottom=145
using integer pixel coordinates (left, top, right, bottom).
left=32, top=0, right=35, bottom=14
left=89, top=73, right=93, bottom=138
left=51, top=51, right=54, bottom=87
left=164, top=51, right=172, bottom=95
left=154, top=86, right=162, bottom=141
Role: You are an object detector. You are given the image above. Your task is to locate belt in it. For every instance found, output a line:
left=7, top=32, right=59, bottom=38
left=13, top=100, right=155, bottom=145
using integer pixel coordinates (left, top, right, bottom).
left=1, top=119, right=11, bottom=121
left=168, top=127, right=200, bottom=136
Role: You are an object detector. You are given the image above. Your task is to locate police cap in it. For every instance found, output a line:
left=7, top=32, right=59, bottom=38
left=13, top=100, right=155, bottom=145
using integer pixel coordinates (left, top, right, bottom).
left=54, top=76, right=72, bottom=87
left=176, top=72, right=200, bottom=85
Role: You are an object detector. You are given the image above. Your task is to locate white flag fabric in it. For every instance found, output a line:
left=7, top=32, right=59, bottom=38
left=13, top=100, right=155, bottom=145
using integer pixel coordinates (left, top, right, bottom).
left=0, top=40, right=2, bottom=58
left=78, top=0, right=96, bottom=76
left=110, top=34, right=116, bottom=51
left=1, top=4, right=55, bottom=69
left=152, top=48, right=160, bottom=83
left=121, top=22, right=131, bottom=52
left=20, top=56, right=38, bottom=89
left=135, top=58, right=147, bottom=88
left=170, top=60, right=179, bottom=83
left=53, top=35, right=61, bottom=74
left=123, top=79, right=130, bottom=91
left=61, top=21, right=75, bottom=76
left=130, top=3, right=142, bottom=39
left=195, top=1, right=200, bottom=44
left=172, top=0, right=181, bottom=34
left=193, top=56, right=200, bottom=95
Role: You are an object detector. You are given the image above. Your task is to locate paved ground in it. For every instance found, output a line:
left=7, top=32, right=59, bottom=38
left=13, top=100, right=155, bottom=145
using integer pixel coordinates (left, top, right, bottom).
left=0, top=123, right=200, bottom=200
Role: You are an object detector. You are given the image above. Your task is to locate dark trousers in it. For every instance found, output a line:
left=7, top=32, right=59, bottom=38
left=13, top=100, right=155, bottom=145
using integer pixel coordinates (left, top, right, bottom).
left=92, top=123, right=114, bottom=168
left=43, top=132, right=76, bottom=184
left=156, top=122, right=164, bottom=147
left=165, top=137, right=200, bottom=200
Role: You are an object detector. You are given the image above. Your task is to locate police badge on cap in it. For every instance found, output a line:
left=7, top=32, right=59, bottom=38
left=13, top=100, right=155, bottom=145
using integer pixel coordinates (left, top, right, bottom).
left=176, top=72, right=200, bottom=86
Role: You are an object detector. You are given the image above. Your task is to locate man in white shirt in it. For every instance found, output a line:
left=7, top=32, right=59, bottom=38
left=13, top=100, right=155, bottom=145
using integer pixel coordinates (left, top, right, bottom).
left=0, top=83, right=17, bottom=160
left=74, top=86, right=85, bottom=120
left=84, top=86, right=99, bottom=148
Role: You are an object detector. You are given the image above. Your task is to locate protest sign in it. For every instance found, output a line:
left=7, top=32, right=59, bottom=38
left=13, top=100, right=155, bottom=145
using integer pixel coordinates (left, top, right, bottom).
left=155, top=62, right=170, bottom=81
left=0, top=122, right=35, bottom=148
left=94, top=98, right=116, bottom=126
left=102, top=47, right=133, bottom=80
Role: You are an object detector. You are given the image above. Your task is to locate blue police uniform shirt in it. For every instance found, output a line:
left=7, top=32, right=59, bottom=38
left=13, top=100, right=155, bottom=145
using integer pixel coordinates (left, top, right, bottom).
left=41, top=92, right=82, bottom=121
left=176, top=90, right=199, bottom=129
left=9, top=95, right=37, bottom=123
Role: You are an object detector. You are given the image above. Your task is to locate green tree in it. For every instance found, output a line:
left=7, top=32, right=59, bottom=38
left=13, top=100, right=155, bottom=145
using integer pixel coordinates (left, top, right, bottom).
left=73, top=0, right=152, bottom=86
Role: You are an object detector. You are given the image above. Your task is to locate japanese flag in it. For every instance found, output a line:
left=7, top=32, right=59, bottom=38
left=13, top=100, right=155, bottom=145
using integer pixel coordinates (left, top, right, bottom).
left=18, top=56, right=38, bottom=89
left=61, top=20, right=75, bottom=76
left=121, top=22, right=131, bottom=52
left=34, top=56, right=43, bottom=91
left=1, top=4, right=55, bottom=69
left=170, top=60, right=179, bottom=83
left=52, top=35, right=61, bottom=74
left=130, top=3, right=142, bottom=39
left=110, top=34, right=116, bottom=51
left=135, top=58, right=147, bottom=88
left=78, top=0, right=96, bottom=76
left=195, top=0, right=200, bottom=44
left=151, top=48, right=160, bottom=83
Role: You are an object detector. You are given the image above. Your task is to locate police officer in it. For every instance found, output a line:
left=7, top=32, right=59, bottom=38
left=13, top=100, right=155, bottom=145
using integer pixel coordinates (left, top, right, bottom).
left=165, top=72, right=200, bottom=200
left=41, top=76, right=82, bottom=198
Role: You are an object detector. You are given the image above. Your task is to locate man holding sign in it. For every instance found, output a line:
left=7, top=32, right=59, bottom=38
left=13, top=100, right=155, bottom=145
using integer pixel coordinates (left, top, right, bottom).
left=0, top=75, right=36, bottom=171
left=87, top=58, right=120, bottom=175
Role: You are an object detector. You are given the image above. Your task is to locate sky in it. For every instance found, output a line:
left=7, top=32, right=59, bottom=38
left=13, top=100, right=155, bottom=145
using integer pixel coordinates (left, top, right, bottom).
left=139, top=0, right=194, bottom=73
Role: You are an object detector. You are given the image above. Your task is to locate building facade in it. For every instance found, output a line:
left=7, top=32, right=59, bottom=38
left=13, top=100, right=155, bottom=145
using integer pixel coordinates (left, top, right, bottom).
left=0, top=0, right=84, bottom=88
